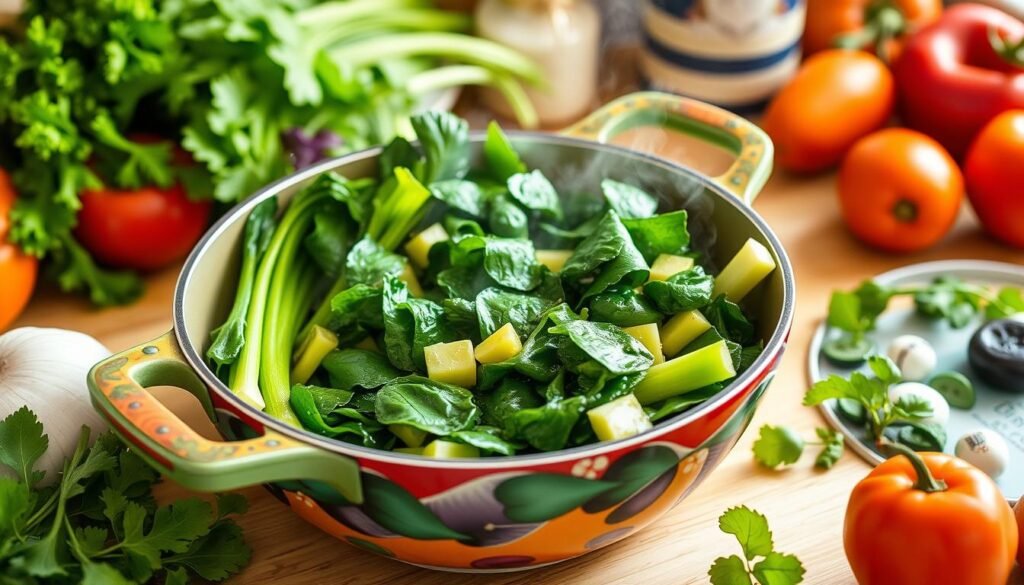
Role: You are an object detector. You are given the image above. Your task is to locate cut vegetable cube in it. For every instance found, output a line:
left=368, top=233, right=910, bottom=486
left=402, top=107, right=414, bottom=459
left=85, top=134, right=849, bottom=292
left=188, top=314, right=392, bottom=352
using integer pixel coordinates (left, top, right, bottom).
left=399, top=262, right=424, bottom=297
left=712, top=238, right=776, bottom=301
left=394, top=447, right=425, bottom=455
left=536, top=249, right=574, bottom=273
left=404, top=223, right=449, bottom=269
left=648, top=254, right=695, bottom=282
left=422, top=440, right=479, bottom=458
left=424, top=339, right=477, bottom=388
left=660, top=310, right=712, bottom=358
left=622, top=323, right=665, bottom=364
left=633, top=340, right=736, bottom=405
left=588, top=394, right=653, bottom=441
left=475, top=323, right=523, bottom=364
left=390, top=424, right=428, bottom=448
left=290, top=325, right=339, bottom=385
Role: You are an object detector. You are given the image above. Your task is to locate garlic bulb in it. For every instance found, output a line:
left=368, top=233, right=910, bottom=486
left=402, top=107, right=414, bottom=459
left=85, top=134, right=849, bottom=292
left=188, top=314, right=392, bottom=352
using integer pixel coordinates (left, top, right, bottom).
left=0, top=327, right=110, bottom=482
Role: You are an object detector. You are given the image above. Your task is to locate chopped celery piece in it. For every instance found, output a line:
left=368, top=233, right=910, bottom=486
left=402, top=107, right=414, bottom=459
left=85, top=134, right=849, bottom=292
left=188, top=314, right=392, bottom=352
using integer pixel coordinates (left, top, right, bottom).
left=399, top=261, right=424, bottom=297
left=424, top=339, right=477, bottom=387
left=390, top=424, right=428, bottom=448
left=394, top=447, right=425, bottom=455
left=475, top=323, right=523, bottom=364
left=660, top=310, right=712, bottom=358
left=587, top=394, right=653, bottom=441
left=633, top=340, right=736, bottom=405
left=713, top=238, right=776, bottom=301
left=622, top=323, right=665, bottom=365
left=422, top=439, right=479, bottom=458
left=535, top=249, right=573, bottom=273
left=404, top=222, right=449, bottom=269
left=290, top=325, right=339, bottom=385
left=648, top=254, right=695, bottom=282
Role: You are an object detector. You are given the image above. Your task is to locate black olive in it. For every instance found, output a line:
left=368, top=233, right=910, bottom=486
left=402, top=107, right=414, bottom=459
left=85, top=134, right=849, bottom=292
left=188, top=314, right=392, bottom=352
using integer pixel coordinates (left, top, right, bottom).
left=968, top=319, right=1024, bottom=392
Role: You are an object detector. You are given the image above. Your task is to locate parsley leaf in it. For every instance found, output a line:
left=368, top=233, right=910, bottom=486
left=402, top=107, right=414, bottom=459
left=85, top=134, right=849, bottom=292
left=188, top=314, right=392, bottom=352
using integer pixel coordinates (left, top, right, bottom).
left=719, top=506, right=774, bottom=560
left=709, top=555, right=754, bottom=585
left=752, top=426, right=804, bottom=469
left=803, top=375, right=857, bottom=406
left=752, top=552, right=806, bottom=585
left=0, top=407, right=48, bottom=484
left=813, top=428, right=844, bottom=470
left=711, top=507, right=804, bottom=585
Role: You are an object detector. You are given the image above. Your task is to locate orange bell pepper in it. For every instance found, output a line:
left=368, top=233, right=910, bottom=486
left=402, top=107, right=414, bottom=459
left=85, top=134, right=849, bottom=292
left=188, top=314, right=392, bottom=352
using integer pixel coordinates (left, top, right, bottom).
left=845, top=444, right=1018, bottom=585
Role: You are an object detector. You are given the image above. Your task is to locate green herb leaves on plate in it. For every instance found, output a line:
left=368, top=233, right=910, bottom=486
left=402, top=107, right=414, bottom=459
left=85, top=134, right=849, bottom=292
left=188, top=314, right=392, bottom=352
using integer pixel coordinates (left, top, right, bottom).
left=0, top=407, right=251, bottom=584
left=709, top=506, right=805, bottom=585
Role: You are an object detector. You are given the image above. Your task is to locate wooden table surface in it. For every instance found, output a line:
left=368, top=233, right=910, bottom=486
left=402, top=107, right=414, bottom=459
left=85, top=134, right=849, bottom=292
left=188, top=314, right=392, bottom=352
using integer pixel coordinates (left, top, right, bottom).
left=13, top=130, right=1024, bottom=585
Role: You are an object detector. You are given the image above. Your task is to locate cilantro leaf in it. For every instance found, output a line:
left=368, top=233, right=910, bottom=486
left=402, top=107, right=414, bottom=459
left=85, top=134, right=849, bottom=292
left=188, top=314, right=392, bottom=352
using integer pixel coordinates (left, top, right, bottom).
left=866, top=355, right=901, bottom=386
left=216, top=492, right=249, bottom=519
left=0, top=479, right=31, bottom=542
left=803, top=375, right=857, bottom=406
left=892, top=395, right=933, bottom=421
left=752, top=426, right=804, bottom=469
left=813, top=428, right=844, bottom=470
left=709, top=555, right=754, bottom=585
left=913, top=276, right=983, bottom=328
left=167, top=520, right=252, bottom=580
left=752, top=552, right=805, bottom=585
left=81, top=561, right=134, bottom=585
left=164, top=567, right=190, bottom=585
left=826, top=291, right=864, bottom=333
left=0, top=407, right=48, bottom=484
left=120, top=498, right=215, bottom=572
left=719, top=506, right=774, bottom=561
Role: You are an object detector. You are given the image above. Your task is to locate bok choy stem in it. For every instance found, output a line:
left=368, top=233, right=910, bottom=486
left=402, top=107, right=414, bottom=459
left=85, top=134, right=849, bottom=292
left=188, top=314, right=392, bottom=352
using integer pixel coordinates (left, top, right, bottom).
left=230, top=193, right=324, bottom=408
left=407, top=66, right=538, bottom=129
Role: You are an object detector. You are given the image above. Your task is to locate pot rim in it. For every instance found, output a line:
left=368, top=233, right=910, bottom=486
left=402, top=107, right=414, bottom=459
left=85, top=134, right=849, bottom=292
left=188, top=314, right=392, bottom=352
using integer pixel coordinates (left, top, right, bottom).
left=172, top=131, right=796, bottom=468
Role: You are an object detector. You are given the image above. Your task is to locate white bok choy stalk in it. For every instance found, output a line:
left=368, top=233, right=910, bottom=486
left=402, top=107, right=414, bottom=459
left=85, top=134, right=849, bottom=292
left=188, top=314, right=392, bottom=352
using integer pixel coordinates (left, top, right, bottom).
left=0, top=328, right=110, bottom=482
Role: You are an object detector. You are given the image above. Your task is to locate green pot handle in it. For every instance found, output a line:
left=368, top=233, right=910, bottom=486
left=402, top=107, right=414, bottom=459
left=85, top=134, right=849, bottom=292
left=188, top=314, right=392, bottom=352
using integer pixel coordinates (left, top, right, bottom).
left=563, top=91, right=774, bottom=205
left=88, top=331, right=362, bottom=504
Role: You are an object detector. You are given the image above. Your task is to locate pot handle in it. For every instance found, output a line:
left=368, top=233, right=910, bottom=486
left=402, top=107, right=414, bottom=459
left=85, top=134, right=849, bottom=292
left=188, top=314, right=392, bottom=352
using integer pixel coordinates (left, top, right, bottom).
left=88, top=331, right=362, bottom=504
left=562, top=91, right=773, bottom=205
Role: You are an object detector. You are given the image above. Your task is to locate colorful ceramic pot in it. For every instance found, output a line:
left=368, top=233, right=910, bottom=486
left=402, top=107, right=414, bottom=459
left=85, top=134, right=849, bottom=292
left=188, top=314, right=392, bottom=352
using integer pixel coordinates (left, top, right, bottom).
left=641, top=0, right=805, bottom=112
left=88, top=92, right=794, bottom=572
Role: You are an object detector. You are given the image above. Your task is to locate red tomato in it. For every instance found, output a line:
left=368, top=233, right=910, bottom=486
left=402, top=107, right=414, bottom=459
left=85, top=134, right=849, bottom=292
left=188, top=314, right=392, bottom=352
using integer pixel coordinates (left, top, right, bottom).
left=964, top=110, right=1024, bottom=248
left=74, top=183, right=212, bottom=271
left=838, top=128, right=964, bottom=253
left=0, top=169, right=38, bottom=331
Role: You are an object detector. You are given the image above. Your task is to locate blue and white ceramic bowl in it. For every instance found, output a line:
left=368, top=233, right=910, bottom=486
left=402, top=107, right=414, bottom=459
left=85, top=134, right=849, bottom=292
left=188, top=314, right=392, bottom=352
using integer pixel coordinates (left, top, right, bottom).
left=641, top=0, right=805, bottom=112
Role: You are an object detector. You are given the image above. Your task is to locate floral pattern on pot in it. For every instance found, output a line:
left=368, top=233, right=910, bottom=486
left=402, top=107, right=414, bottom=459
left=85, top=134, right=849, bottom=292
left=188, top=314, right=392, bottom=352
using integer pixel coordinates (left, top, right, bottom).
left=265, top=374, right=770, bottom=571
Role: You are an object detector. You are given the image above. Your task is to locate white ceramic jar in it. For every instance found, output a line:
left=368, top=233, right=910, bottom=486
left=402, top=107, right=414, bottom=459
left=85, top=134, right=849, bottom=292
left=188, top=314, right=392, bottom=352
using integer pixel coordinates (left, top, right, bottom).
left=476, top=0, right=601, bottom=126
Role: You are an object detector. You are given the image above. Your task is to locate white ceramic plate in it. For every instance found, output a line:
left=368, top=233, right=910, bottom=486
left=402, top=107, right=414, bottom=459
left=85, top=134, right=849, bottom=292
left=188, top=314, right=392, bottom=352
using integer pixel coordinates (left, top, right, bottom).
left=808, top=260, right=1024, bottom=501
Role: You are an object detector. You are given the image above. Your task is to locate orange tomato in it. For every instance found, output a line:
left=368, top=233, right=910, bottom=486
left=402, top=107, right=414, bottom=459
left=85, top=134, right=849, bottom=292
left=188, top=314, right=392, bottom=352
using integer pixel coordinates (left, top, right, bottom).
left=0, top=169, right=37, bottom=331
left=845, top=447, right=1018, bottom=585
left=964, top=110, right=1024, bottom=249
left=838, top=128, right=963, bottom=253
left=1016, top=498, right=1023, bottom=565
left=761, top=50, right=895, bottom=173
left=804, top=0, right=943, bottom=59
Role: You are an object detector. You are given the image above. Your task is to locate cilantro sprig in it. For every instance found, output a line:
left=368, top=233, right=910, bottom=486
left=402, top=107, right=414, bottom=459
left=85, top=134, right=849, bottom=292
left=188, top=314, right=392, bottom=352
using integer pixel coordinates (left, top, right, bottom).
left=709, top=506, right=805, bottom=585
left=752, top=425, right=845, bottom=470
left=825, top=277, right=1023, bottom=363
left=0, top=407, right=251, bottom=584
left=804, top=355, right=938, bottom=446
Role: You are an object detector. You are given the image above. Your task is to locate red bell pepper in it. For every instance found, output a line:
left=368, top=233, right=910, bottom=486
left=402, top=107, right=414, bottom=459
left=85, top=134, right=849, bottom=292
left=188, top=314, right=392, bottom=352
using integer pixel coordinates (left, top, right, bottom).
left=893, top=4, right=1024, bottom=158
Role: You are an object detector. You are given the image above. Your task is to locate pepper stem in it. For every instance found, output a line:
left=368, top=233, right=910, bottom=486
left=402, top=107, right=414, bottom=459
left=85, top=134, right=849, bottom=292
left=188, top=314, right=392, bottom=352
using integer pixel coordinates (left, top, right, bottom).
left=884, top=442, right=948, bottom=493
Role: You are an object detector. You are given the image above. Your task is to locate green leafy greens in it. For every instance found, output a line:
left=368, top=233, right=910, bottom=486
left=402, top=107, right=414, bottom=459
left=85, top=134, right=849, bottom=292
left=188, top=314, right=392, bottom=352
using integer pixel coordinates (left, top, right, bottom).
left=0, top=407, right=250, bottom=584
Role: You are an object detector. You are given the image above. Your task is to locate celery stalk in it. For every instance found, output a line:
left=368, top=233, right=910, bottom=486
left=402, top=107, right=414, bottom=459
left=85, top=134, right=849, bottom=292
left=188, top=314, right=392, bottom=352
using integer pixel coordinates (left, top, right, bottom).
left=633, top=341, right=737, bottom=405
left=407, top=66, right=538, bottom=129
left=328, top=33, right=545, bottom=86
left=296, top=0, right=428, bottom=29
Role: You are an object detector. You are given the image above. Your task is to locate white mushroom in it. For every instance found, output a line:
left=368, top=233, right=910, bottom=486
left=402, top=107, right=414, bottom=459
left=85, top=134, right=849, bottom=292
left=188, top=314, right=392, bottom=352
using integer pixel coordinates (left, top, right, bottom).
left=887, top=335, right=937, bottom=381
left=954, top=429, right=1010, bottom=479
